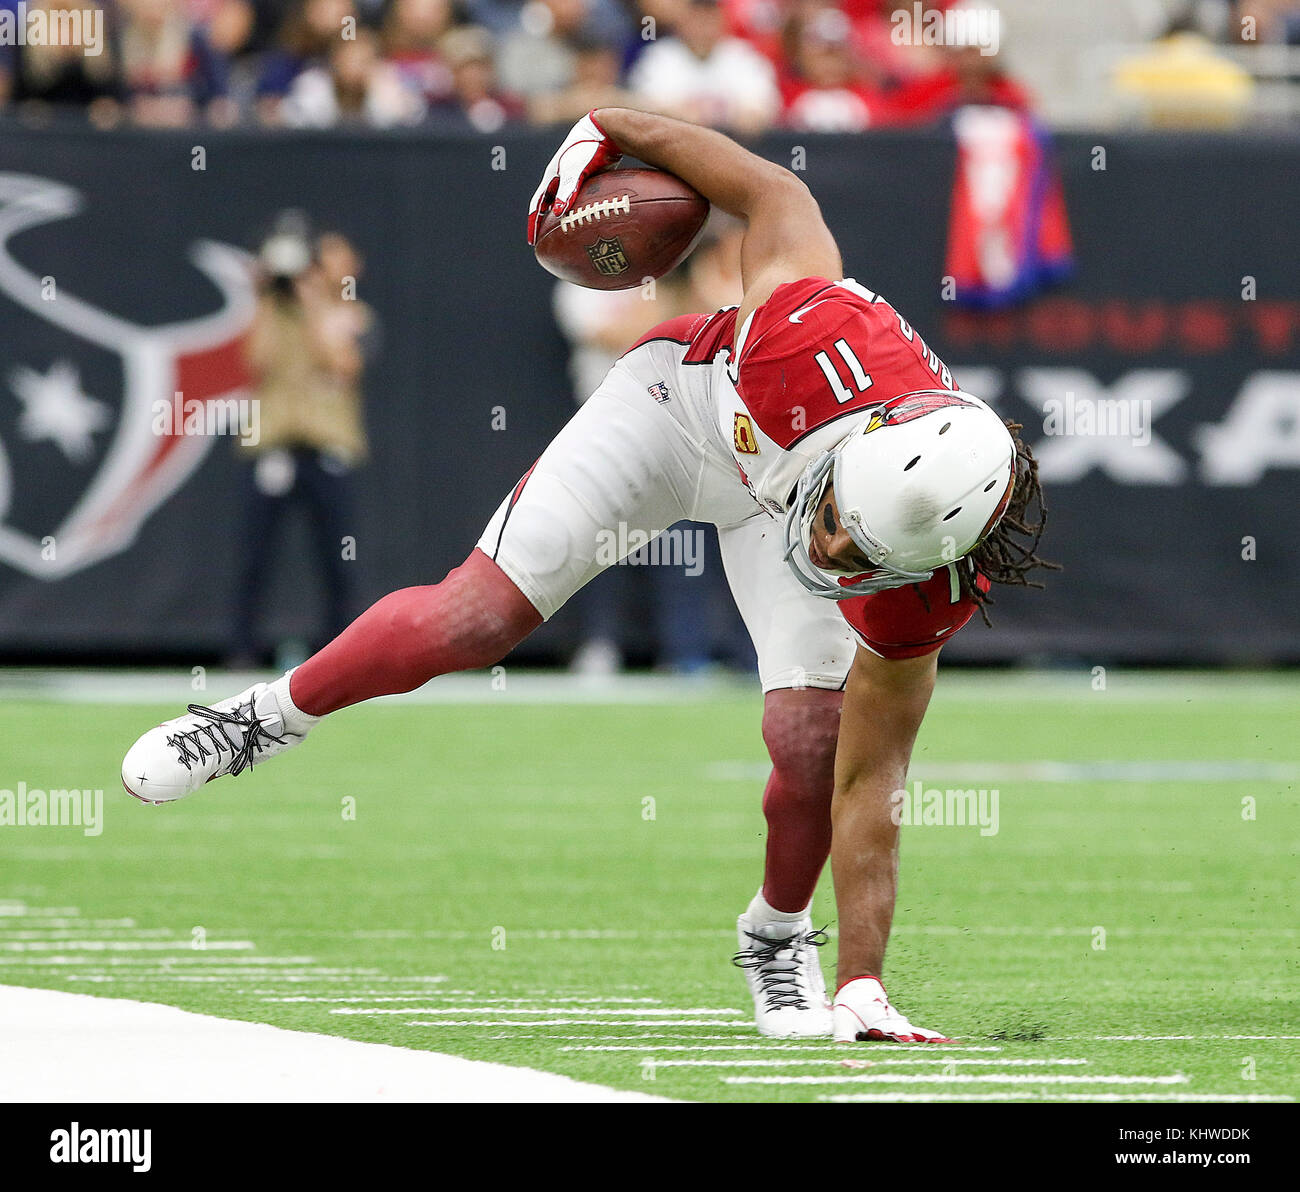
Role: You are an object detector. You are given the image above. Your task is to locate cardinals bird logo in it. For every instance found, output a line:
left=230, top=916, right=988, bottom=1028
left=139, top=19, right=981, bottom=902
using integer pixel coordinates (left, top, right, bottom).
left=861, top=389, right=977, bottom=435
left=0, top=173, right=256, bottom=579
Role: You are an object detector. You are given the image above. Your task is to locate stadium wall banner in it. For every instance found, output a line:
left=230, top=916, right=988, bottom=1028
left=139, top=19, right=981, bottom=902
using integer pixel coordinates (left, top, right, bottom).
left=0, top=125, right=1295, bottom=664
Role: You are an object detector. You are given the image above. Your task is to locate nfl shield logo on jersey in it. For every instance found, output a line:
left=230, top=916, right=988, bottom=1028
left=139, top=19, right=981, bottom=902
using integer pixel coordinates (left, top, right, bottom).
left=586, top=236, right=630, bottom=277
left=647, top=381, right=671, bottom=404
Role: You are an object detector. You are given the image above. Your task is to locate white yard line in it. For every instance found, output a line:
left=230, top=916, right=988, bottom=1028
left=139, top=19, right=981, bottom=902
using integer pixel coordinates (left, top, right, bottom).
left=560, top=1043, right=1005, bottom=1052
left=406, top=1019, right=756, bottom=1028
left=530, top=1034, right=773, bottom=1042
left=725, top=1074, right=1189, bottom=1086
left=0, top=940, right=256, bottom=952
left=173, top=923, right=1300, bottom=941
left=0, top=985, right=664, bottom=1103
left=706, top=760, right=1300, bottom=783
left=642, top=1058, right=1088, bottom=1068
left=261, top=995, right=660, bottom=1004
left=386, top=929, right=734, bottom=940
left=0, top=920, right=140, bottom=929
left=6, top=666, right=1296, bottom=706
left=820, top=1093, right=1294, bottom=1103
left=1059, top=1035, right=1300, bottom=1042
left=334, top=1006, right=742, bottom=1017
left=644, top=1060, right=1081, bottom=1071
left=0, top=956, right=320, bottom=965
left=0, top=668, right=757, bottom=706
left=895, top=927, right=1300, bottom=937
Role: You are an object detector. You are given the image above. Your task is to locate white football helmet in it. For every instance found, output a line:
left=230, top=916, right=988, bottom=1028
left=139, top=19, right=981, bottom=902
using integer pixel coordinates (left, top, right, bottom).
left=783, top=390, right=1016, bottom=600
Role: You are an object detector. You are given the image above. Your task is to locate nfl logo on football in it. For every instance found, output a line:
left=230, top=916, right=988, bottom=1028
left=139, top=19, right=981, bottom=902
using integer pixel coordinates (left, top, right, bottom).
left=585, top=236, right=629, bottom=277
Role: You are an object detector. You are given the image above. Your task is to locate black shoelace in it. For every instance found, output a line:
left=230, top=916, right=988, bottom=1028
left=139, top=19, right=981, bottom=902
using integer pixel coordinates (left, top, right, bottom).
left=731, top=926, right=829, bottom=1011
left=166, top=701, right=285, bottom=776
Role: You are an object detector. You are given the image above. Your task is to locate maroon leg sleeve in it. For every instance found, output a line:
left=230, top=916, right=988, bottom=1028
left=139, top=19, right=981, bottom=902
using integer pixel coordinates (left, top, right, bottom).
left=759, top=687, right=844, bottom=913
left=289, top=548, right=543, bottom=716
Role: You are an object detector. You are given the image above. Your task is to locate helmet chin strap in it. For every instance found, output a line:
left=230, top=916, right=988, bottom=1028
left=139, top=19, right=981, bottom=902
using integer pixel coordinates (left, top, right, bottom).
left=782, top=447, right=929, bottom=601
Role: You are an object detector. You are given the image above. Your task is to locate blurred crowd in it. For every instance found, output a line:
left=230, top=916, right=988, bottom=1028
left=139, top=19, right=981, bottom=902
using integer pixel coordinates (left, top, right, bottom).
left=0, top=0, right=1045, bottom=131
left=4, top=0, right=1294, bottom=132
left=3, top=0, right=1294, bottom=129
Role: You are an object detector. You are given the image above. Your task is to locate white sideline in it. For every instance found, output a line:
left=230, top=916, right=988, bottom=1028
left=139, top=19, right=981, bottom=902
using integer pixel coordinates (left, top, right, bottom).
left=0, top=985, right=664, bottom=1103
left=4, top=666, right=1296, bottom=706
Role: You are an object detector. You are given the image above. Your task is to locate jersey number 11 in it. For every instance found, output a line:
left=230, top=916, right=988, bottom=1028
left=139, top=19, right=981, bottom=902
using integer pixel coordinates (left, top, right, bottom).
left=814, top=339, right=873, bottom=405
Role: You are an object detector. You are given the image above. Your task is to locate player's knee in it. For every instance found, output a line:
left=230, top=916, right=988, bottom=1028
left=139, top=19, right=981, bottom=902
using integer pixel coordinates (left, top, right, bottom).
left=463, top=602, right=536, bottom=668
left=443, top=552, right=542, bottom=663
left=831, top=786, right=901, bottom=854
left=761, top=688, right=841, bottom=785
left=380, top=555, right=539, bottom=678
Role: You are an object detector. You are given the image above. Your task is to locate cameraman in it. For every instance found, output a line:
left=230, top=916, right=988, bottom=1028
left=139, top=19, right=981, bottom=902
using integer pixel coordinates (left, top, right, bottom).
left=230, top=218, right=376, bottom=668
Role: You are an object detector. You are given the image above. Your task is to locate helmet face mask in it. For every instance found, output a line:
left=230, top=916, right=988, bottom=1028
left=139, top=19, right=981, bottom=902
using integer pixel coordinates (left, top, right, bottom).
left=782, top=445, right=931, bottom=600
left=781, top=391, right=1016, bottom=601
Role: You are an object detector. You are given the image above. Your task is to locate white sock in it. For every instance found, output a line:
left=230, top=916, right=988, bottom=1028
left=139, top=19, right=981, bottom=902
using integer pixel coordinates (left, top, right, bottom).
left=744, top=888, right=812, bottom=925
left=267, top=669, right=320, bottom=734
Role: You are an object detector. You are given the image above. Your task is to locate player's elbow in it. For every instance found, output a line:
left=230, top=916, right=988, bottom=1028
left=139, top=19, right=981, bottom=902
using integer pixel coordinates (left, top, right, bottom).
left=752, top=167, right=816, bottom=215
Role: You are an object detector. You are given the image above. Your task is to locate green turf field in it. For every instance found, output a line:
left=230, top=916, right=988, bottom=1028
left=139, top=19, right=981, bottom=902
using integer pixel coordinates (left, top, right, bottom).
left=2, top=669, right=1297, bottom=1102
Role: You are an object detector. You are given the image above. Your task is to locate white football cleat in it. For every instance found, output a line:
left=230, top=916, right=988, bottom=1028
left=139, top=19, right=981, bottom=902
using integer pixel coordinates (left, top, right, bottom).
left=121, top=673, right=318, bottom=804
left=832, top=976, right=955, bottom=1043
left=733, top=913, right=833, bottom=1038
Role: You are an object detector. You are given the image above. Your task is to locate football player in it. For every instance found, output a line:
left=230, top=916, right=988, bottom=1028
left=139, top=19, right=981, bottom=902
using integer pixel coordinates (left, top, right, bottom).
left=122, top=110, right=1053, bottom=1042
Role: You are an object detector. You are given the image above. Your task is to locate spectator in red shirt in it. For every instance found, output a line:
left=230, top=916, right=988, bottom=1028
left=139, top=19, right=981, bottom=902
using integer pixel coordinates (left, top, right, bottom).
left=722, top=0, right=942, bottom=84
left=781, top=6, right=886, bottom=130
left=885, top=43, right=1031, bottom=124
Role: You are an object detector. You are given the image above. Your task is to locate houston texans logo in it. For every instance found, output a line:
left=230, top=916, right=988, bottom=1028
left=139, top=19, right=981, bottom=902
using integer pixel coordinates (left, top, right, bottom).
left=0, top=172, right=255, bottom=579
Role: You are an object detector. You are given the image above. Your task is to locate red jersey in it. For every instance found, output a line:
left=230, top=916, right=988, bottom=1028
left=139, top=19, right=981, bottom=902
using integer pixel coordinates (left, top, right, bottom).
left=728, top=276, right=957, bottom=451
left=840, top=562, right=988, bottom=659
left=629, top=277, right=986, bottom=658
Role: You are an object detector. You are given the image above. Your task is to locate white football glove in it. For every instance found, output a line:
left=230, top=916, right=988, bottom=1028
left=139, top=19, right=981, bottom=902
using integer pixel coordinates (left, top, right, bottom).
left=832, top=976, right=955, bottom=1043
left=526, top=110, right=623, bottom=246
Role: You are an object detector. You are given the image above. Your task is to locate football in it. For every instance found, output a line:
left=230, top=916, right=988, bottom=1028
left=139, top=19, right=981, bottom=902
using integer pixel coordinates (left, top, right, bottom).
left=533, top=166, right=710, bottom=291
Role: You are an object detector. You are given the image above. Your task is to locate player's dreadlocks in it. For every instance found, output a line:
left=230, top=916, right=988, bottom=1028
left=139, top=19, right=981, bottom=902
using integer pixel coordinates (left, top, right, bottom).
left=958, top=421, right=1061, bottom=626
